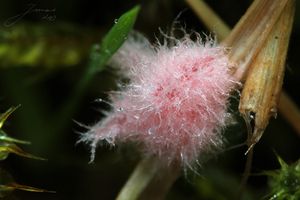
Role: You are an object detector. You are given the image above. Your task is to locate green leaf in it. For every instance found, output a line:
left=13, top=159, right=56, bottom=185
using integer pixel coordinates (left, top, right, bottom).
left=0, top=143, right=45, bottom=161
left=88, top=5, right=140, bottom=74
left=0, top=105, right=20, bottom=129
left=52, top=6, right=140, bottom=137
left=0, top=129, right=30, bottom=145
left=76, top=4, right=140, bottom=101
left=76, top=5, right=140, bottom=99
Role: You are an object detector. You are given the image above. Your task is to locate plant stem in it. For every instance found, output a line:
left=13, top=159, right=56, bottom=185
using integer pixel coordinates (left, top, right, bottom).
left=278, top=91, right=300, bottom=136
left=237, top=148, right=253, bottom=200
left=185, top=0, right=230, bottom=41
left=116, top=157, right=180, bottom=200
left=138, top=161, right=180, bottom=200
left=116, top=157, right=159, bottom=200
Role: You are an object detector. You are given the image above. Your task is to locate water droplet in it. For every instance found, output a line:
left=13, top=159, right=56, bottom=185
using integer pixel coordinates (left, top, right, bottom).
left=95, top=98, right=103, bottom=103
left=148, top=128, right=154, bottom=135
left=114, top=19, right=118, bottom=24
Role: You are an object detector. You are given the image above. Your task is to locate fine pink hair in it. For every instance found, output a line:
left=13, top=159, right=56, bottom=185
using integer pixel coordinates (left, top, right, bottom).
left=80, top=32, right=237, bottom=167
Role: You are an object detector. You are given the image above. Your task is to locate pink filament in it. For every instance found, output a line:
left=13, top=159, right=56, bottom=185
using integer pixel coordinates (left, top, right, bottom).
left=81, top=32, right=237, bottom=167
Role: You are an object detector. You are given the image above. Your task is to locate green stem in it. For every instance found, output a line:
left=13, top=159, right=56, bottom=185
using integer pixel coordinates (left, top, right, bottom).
left=116, top=157, right=159, bottom=200
left=116, top=157, right=180, bottom=200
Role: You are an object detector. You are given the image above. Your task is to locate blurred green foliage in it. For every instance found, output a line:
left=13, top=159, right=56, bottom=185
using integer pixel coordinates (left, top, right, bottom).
left=265, top=156, right=300, bottom=200
left=0, top=4, right=141, bottom=200
left=0, top=23, right=97, bottom=68
left=0, top=106, right=31, bottom=160
left=0, top=106, right=50, bottom=198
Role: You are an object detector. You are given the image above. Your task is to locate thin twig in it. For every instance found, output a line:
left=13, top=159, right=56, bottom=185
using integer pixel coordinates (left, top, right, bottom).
left=237, top=148, right=254, bottom=200
left=278, top=91, right=300, bottom=135
left=185, top=0, right=230, bottom=41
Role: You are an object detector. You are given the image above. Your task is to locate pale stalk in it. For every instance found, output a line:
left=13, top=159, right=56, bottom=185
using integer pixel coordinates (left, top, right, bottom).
left=138, top=161, right=180, bottom=200
left=116, top=157, right=158, bottom=200
left=278, top=91, right=300, bottom=135
left=116, top=157, right=180, bottom=200
left=185, top=0, right=230, bottom=41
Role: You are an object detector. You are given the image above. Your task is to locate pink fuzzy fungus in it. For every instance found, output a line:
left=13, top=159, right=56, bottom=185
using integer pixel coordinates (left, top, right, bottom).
left=81, top=32, right=238, bottom=167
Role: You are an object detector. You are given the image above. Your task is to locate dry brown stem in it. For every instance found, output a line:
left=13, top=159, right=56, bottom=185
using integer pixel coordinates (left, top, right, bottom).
left=239, top=0, right=295, bottom=149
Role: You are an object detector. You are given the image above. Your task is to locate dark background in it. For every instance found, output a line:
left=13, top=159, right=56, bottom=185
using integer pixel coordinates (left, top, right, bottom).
left=0, top=0, right=299, bottom=199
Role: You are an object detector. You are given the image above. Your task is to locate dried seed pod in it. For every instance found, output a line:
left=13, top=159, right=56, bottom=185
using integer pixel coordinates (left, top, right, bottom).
left=186, top=0, right=300, bottom=138
left=239, top=0, right=295, bottom=150
left=186, top=0, right=295, bottom=150
left=223, top=0, right=289, bottom=80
